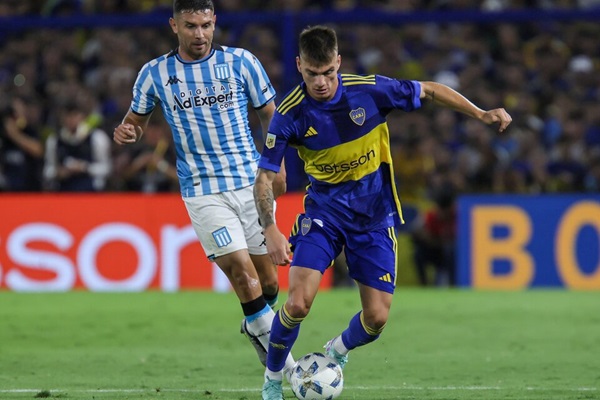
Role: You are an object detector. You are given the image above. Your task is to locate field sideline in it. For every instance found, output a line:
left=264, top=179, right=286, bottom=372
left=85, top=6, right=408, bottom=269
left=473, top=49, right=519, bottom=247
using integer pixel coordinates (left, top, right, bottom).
left=0, top=289, right=598, bottom=400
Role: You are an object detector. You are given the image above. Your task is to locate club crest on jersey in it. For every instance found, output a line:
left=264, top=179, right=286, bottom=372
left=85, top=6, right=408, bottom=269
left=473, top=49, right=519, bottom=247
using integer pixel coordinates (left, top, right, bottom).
left=212, top=227, right=232, bottom=248
left=265, top=133, right=276, bottom=149
left=350, top=107, right=366, bottom=126
left=213, top=63, right=231, bottom=80
left=301, top=217, right=312, bottom=235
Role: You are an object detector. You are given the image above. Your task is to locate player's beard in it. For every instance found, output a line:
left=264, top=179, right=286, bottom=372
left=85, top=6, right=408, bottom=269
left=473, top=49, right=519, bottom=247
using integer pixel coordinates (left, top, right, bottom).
left=183, top=40, right=209, bottom=60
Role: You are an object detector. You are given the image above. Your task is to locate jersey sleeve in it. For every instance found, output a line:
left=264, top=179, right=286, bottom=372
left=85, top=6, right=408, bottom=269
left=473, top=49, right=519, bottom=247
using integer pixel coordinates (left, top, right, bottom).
left=257, top=111, right=292, bottom=172
left=240, top=49, right=276, bottom=109
left=131, top=63, right=158, bottom=115
left=374, top=75, right=422, bottom=113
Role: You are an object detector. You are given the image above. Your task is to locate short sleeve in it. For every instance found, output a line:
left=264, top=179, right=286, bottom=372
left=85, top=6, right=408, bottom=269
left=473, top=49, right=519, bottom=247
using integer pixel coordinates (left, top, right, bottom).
left=257, top=111, right=292, bottom=172
left=240, top=50, right=276, bottom=109
left=131, top=63, right=158, bottom=115
left=374, top=76, right=422, bottom=112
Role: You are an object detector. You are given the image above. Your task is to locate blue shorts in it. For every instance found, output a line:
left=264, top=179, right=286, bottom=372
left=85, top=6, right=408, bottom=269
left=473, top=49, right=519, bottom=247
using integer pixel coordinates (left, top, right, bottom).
left=289, top=213, right=397, bottom=294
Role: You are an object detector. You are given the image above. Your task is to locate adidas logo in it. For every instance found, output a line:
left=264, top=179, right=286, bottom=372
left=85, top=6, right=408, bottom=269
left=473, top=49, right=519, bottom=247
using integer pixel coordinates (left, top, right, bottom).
left=304, top=126, right=318, bottom=137
left=379, top=273, right=392, bottom=283
left=165, top=75, right=182, bottom=86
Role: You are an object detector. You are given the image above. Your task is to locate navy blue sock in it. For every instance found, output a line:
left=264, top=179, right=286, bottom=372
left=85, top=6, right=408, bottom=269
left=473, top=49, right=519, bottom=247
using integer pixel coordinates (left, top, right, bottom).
left=266, top=305, right=302, bottom=372
left=341, top=311, right=384, bottom=350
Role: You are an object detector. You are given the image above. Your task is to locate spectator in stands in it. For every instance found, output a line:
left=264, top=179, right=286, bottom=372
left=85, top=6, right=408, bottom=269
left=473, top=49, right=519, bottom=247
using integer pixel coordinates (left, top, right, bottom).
left=0, top=2, right=599, bottom=196
left=43, top=101, right=111, bottom=191
left=411, top=180, right=458, bottom=287
left=0, top=96, right=44, bottom=191
left=110, top=117, right=178, bottom=192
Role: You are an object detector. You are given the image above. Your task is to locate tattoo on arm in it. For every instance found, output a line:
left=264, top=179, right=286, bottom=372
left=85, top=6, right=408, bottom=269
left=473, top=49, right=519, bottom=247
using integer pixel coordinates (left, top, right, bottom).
left=256, top=185, right=276, bottom=228
left=426, top=90, right=435, bottom=102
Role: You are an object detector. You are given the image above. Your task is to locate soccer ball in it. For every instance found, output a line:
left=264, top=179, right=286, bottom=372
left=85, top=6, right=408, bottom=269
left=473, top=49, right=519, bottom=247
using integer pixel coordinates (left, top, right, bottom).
left=290, top=352, right=344, bottom=400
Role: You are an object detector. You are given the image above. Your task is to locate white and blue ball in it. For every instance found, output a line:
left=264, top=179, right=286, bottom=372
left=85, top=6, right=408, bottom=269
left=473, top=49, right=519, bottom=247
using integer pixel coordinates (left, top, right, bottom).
left=290, top=352, right=344, bottom=400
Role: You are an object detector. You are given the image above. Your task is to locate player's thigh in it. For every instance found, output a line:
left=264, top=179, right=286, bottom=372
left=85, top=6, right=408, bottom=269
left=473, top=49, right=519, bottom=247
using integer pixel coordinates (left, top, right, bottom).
left=183, top=194, right=248, bottom=260
left=344, top=227, right=398, bottom=294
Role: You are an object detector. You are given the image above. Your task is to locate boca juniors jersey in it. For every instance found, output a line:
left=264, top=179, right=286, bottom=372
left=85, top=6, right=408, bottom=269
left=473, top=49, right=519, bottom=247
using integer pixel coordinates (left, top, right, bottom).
left=259, top=74, right=421, bottom=231
left=130, top=44, right=276, bottom=197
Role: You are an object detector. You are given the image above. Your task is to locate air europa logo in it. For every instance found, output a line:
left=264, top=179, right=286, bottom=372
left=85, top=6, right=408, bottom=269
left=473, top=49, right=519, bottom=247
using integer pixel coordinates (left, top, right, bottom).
left=312, top=149, right=376, bottom=173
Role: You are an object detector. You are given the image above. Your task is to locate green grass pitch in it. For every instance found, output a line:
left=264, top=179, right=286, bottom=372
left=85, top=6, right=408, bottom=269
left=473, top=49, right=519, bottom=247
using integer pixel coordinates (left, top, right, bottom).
left=0, top=289, right=598, bottom=400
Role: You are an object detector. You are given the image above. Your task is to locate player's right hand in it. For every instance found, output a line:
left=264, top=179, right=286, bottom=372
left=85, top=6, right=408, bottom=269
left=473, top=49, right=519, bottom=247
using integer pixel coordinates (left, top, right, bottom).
left=264, top=226, right=291, bottom=266
left=113, top=123, right=142, bottom=145
left=482, top=108, right=512, bottom=133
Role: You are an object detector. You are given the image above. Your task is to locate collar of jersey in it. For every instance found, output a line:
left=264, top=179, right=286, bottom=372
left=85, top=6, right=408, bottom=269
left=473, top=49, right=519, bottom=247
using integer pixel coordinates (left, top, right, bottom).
left=175, top=48, right=215, bottom=64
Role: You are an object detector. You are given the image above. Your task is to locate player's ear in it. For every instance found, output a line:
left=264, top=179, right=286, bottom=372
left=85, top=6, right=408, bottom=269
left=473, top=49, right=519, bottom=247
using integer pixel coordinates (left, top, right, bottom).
left=169, top=17, right=177, bottom=34
left=296, top=56, right=301, bottom=72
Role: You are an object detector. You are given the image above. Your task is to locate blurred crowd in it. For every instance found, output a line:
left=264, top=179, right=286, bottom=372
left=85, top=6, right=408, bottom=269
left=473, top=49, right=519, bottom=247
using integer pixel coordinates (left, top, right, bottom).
left=1, top=0, right=599, bottom=198
left=2, top=0, right=600, bottom=15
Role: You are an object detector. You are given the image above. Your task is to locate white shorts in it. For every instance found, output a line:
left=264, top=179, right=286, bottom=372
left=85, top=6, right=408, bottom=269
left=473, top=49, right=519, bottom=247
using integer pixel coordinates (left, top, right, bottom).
left=183, top=185, right=270, bottom=260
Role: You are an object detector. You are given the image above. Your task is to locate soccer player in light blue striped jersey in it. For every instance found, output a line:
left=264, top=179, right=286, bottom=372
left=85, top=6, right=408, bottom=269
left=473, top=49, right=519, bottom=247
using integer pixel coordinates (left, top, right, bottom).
left=114, top=0, right=293, bottom=372
left=254, top=25, right=512, bottom=400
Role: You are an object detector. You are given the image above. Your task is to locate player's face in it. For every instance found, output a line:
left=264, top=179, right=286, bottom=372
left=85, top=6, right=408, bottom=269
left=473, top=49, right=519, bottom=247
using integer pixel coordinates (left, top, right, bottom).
left=170, top=9, right=216, bottom=61
left=297, top=54, right=341, bottom=102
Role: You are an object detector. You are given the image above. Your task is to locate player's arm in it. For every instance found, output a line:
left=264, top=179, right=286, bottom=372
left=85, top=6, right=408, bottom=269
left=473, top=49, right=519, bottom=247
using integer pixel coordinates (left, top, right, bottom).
left=113, top=109, right=152, bottom=145
left=254, top=167, right=291, bottom=266
left=256, top=101, right=287, bottom=198
left=419, top=81, right=512, bottom=132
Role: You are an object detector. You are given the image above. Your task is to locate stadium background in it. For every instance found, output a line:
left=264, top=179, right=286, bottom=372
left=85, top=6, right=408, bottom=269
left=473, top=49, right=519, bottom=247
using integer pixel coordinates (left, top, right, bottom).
left=0, top=0, right=599, bottom=291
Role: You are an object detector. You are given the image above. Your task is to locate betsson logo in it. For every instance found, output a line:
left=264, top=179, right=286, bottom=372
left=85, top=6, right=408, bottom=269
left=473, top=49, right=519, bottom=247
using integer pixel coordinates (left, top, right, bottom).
left=0, top=222, right=198, bottom=292
left=312, top=149, right=376, bottom=173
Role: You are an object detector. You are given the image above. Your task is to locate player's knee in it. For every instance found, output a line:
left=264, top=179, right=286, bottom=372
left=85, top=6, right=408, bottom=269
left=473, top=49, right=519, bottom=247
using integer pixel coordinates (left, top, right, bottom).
left=362, top=312, right=388, bottom=332
left=260, top=278, right=278, bottom=297
left=228, top=268, right=258, bottom=291
left=284, top=300, right=311, bottom=319
left=261, top=282, right=279, bottom=296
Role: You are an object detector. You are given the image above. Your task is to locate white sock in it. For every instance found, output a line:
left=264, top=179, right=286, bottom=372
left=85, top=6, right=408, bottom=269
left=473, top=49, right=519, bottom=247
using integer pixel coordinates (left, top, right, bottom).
left=246, top=306, right=274, bottom=337
left=333, top=336, right=349, bottom=355
left=265, top=368, right=283, bottom=381
left=247, top=307, right=296, bottom=377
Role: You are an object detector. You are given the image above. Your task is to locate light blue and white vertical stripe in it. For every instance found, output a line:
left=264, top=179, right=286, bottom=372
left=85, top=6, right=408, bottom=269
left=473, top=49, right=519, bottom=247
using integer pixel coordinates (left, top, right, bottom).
left=131, top=45, right=276, bottom=197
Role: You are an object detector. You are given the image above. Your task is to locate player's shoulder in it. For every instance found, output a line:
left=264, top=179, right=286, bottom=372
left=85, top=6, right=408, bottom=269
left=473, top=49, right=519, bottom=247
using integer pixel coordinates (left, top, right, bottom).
left=140, top=50, right=175, bottom=72
left=340, top=73, right=377, bottom=88
left=214, top=44, right=256, bottom=61
left=341, top=73, right=410, bottom=97
left=274, top=84, right=306, bottom=117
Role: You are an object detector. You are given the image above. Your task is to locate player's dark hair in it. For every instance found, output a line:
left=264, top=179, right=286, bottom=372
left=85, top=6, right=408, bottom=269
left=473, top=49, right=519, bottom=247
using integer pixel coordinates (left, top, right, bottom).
left=173, top=0, right=214, bottom=15
left=299, top=25, right=338, bottom=66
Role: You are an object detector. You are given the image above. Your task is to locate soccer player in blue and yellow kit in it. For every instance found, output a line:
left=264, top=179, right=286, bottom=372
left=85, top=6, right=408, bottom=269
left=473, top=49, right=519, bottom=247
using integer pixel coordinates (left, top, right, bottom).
left=254, top=25, right=512, bottom=399
left=113, top=0, right=294, bottom=372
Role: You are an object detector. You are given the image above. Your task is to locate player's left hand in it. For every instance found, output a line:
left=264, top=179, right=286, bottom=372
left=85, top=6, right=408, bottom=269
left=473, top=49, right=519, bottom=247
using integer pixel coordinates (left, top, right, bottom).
left=481, top=108, right=512, bottom=133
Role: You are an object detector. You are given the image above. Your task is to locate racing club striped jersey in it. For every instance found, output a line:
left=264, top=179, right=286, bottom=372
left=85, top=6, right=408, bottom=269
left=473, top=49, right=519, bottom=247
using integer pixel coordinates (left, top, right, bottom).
left=258, top=74, right=422, bottom=231
left=130, top=45, right=276, bottom=197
